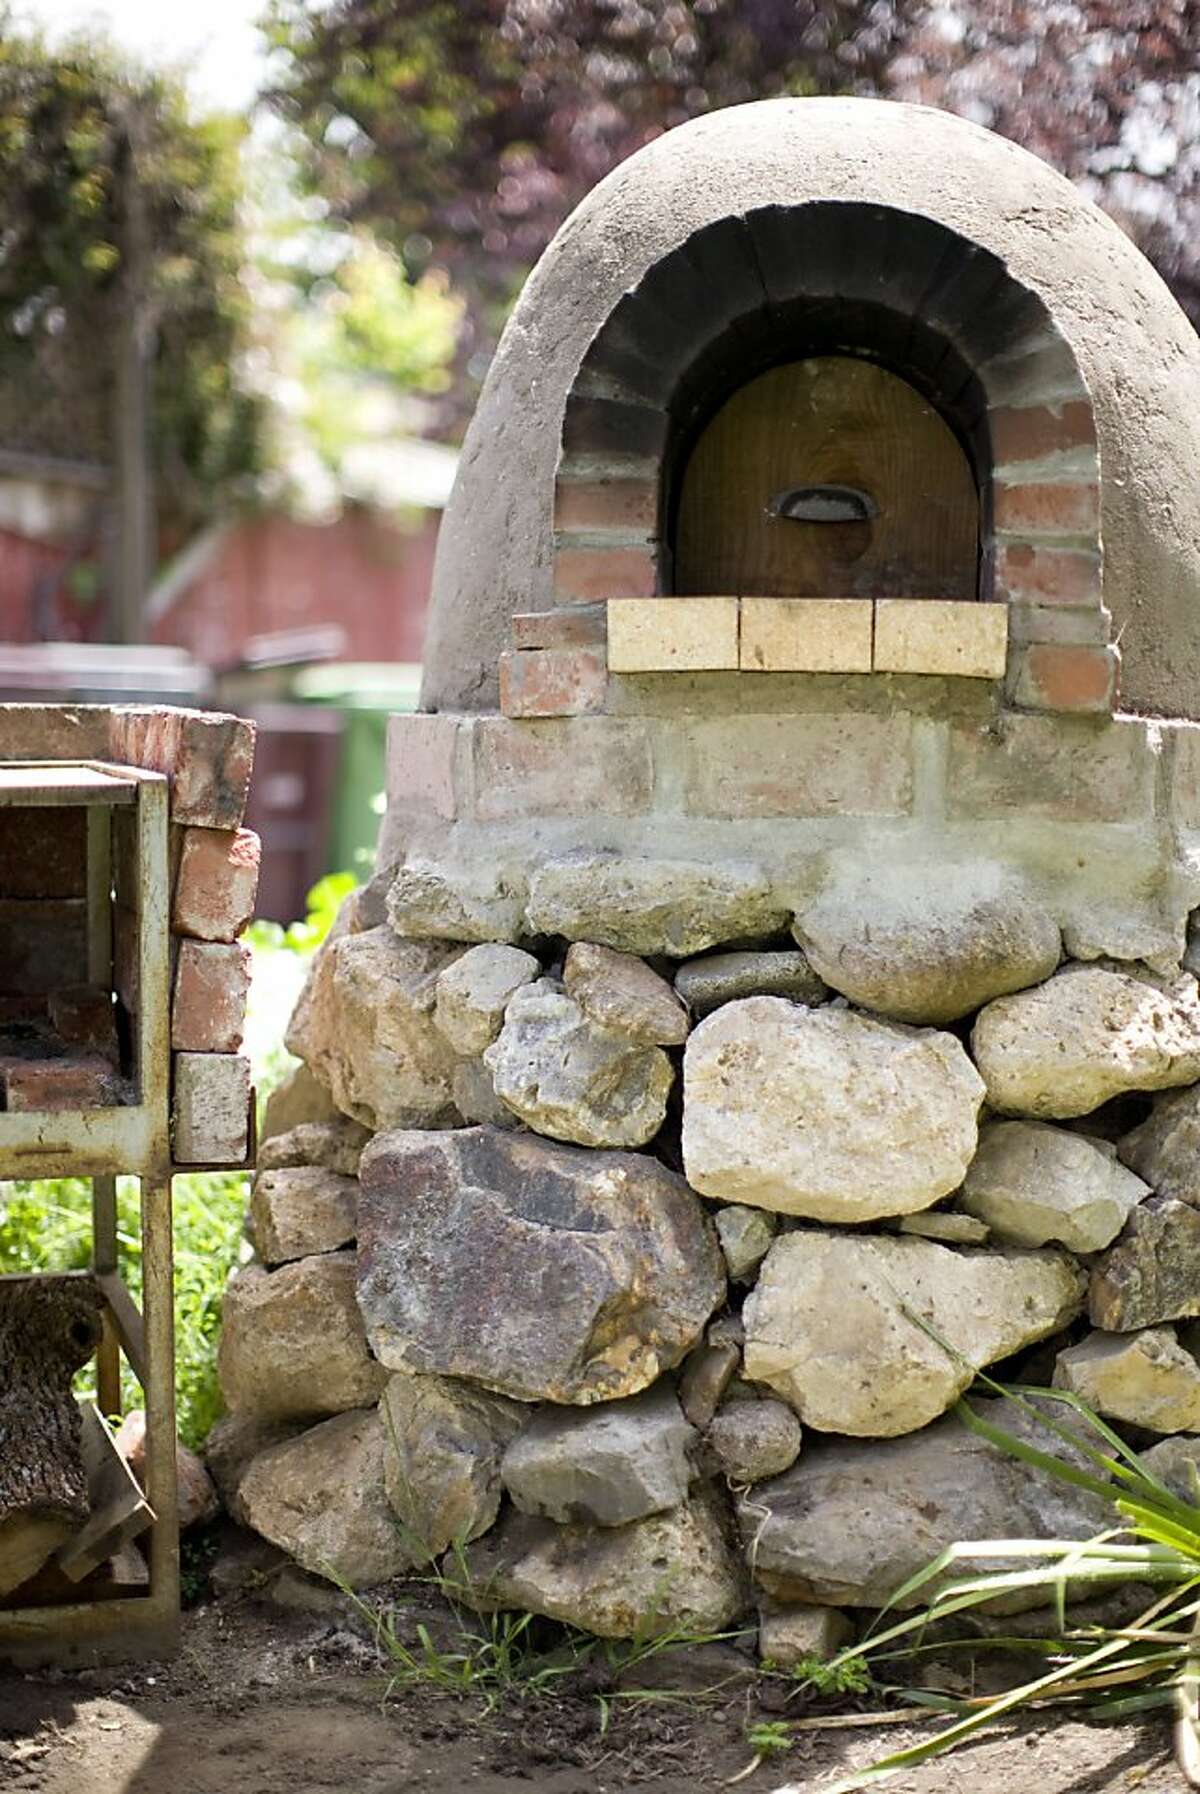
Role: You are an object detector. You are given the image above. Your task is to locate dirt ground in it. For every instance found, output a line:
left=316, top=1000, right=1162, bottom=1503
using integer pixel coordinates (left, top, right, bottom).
left=0, top=1538, right=1188, bottom=1794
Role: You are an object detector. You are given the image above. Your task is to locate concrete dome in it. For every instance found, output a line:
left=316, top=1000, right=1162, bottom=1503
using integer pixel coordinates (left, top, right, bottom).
left=422, top=97, right=1200, bottom=719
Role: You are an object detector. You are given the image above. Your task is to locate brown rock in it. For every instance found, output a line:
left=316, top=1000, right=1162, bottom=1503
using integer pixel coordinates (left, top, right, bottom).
left=217, top=1254, right=386, bottom=1421
left=1089, top=1198, right=1200, bottom=1330
left=357, top=1126, right=725, bottom=1404
left=247, top=1167, right=358, bottom=1266
left=563, top=942, right=689, bottom=1045
left=114, top=1411, right=219, bottom=1531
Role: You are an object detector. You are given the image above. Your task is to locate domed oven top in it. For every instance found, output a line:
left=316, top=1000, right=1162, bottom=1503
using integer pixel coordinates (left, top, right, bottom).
left=424, top=98, right=1200, bottom=723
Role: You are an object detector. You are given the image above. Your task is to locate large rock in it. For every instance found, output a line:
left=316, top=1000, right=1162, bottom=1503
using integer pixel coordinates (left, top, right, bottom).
left=706, top=1400, right=802, bottom=1484
left=247, top=1166, right=358, bottom=1266
left=796, top=868, right=1062, bottom=1025
left=526, top=853, right=788, bottom=958
left=682, top=998, right=984, bottom=1222
left=238, top=1409, right=413, bottom=1587
left=961, top=1121, right=1149, bottom=1252
left=433, top=943, right=540, bottom=1055
left=1053, top=1328, right=1200, bottom=1433
left=972, top=966, right=1200, bottom=1119
left=1118, top=1086, right=1200, bottom=1205
left=285, top=926, right=463, bottom=1130
left=743, top=1232, right=1085, bottom=1436
left=455, top=1485, right=749, bottom=1638
left=500, top=1386, right=697, bottom=1526
left=483, top=980, right=672, bottom=1148
left=674, top=950, right=826, bottom=1018
left=379, top=1372, right=523, bottom=1559
left=387, top=857, right=526, bottom=943
left=217, top=1254, right=387, bottom=1421
left=1089, top=1198, right=1200, bottom=1329
left=257, top=1117, right=370, bottom=1177
left=739, top=1398, right=1112, bottom=1609
left=357, top=1126, right=725, bottom=1403
left=563, top=942, right=689, bottom=1045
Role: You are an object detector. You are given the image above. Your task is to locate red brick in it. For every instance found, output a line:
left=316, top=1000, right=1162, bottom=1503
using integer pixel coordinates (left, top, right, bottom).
left=553, top=546, right=656, bottom=602
left=173, top=827, right=260, bottom=942
left=111, top=706, right=256, bottom=829
left=0, top=807, right=86, bottom=898
left=1007, top=603, right=1111, bottom=646
left=1011, top=643, right=1120, bottom=714
left=553, top=478, right=658, bottom=534
left=994, top=543, right=1102, bottom=607
left=49, top=984, right=118, bottom=1057
left=0, top=703, right=110, bottom=761
left=512, top=605, right=607, bottom=650
left=499, top=648, right=608, bottom=718
left=472, top=718, right=653, bottom=822
left=993, top=481, right=1100, bottom=537
left=385, top=714, right=460, bottom=820
left=991, top=401, right=1096, bottom=468
left=3, top=1053, right=123, bottom=1112
left=172, top=940, right=252, bottom=1053
left=684, top=715, right=914, bottom=820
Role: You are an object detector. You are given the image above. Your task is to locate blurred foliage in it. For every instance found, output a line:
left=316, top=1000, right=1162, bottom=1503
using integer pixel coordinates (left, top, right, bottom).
left=0, top=25, right=264, bottom=520
left=246, top=867, right=359, bottom=955
left=263, top=0, right=1199, bottom=427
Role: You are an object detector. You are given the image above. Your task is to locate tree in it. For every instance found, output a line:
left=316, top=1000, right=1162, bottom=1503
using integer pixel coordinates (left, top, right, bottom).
left=0, top=26, right=264, bottom=630
left=263, top=0, right=1198, bottom=429
left=261, top=0, right=903, bottom=416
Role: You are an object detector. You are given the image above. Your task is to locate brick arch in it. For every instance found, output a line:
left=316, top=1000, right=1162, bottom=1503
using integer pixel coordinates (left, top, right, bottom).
left=552, top=202, right=1113, bottom=713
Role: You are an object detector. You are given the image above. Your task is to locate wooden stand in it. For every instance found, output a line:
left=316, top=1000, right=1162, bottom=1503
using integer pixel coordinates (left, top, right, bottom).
left=0, top=762, right=180, bottom=1667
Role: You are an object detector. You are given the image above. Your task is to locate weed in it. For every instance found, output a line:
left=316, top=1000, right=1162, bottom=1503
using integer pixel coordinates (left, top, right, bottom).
left=745, top=1719, right=794, bottom=1757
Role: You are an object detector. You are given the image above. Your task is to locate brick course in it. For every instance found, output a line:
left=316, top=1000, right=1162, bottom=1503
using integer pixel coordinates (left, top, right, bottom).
left=173, top=826, right=261, bottom=942
left=499, top=648, right=608, bottom=718
left=172, top=940, right=252, bottom=1053
left=385, top=713, right=461, bottom=820
left=472, top=717, right=653, bottom=822
left=683, top=714, right=914, bottom=819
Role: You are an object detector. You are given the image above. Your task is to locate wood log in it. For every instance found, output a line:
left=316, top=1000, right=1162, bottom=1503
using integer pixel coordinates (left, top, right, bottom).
left=0, top=1276, right=104, bottom=1596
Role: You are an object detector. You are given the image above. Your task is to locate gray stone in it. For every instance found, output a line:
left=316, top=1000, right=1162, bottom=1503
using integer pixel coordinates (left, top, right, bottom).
left=257, top=1117, right=371, bottom=1177
left=796, top=867, right=1062, bottom=1025
left=483, top=980, right=673, bottom=1148
left=379, top=1372, right=523, bottom=1559
left=387, top=857, right=526, bottom=943
left=500, top=1386, right=697, bottom=1526
left=682, top=998, right=984, bottom=1222
left=674, top=950, right=827, bottom=1018
left=972, top=966, right=1200, bottom=1119
left=961, top=1120, right=1149, bottom=1252
left=715, top=1206, right=776, bottom=1281
left=238, top=1409, right=414, bottom=1588
left=1118, top=1085, right=1200, bottom=1206
left=758, top=1604, right=854, bottom=1667
left=678, top=1340, right=740, bottom=1430
left=204, top=1412, right=306, bottom=1526
left=1140, top=1435, right=1200, bottom=1503
left=563, top=941, right=689, bottom=1045
left=743, top=1232, right=1085, bottom=1437
left=706, top=1400, right=802, bottom=1484
left=455, top=1484, right=749, bottom=1639
left=357, top=1126, right=725, bottom=1403
left=451, top=1056, right=522, bottom=1128
left=1053, top=1328, right=1200, bottom=1433
left=739, top=1398, right=1112, bottom=1610
left=217, top=1254, right=387, bottom=1422
left=285, top=926, right=463, bottom=1131
left=433, top=943, right=540, bottom=1055
left=247, top=1167, right=358, bottom=1266
left=260, top=1062, right=341, bottom=1143
left=526, top=853, right=789, bottom=958
left=1089, top=1198, right=1200, bottom=1329
left=896, top=1210, right=990, bottom=1244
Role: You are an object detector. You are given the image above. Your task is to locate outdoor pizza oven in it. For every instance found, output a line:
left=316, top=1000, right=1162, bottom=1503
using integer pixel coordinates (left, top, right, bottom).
left=236, top=102, right=1200, bottom=1640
